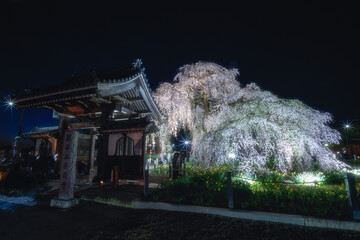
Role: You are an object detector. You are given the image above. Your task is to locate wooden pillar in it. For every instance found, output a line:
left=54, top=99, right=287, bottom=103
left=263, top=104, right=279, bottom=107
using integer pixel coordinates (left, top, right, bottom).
left=98, top=132, right=109, bottom=181
left=34, top=138, right=42, bottom=157
left=13, top=136, right=21, bottom=162
left=122, top=133, right=127, bottom=156
left=88, top=128, right=97, bottom=182
left=142, top=131, right=146, bottom=180
left=48, top=137, right=57, bottom=156
left=97, top=106, right=111, bottom=181
left=97, top=133, right=104, bottom=180
left=144, top=168, right=149, bottom=200
left=45, top=139, right=51, bottom=156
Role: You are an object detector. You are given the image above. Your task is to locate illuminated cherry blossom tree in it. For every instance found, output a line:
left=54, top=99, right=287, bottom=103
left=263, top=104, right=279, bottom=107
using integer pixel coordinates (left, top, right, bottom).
left=154, top=62, right=346, bottom=175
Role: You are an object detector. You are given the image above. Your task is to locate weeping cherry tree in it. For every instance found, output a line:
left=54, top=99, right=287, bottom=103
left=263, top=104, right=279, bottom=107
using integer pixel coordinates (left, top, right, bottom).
left=153, top=62, right=347, bottom=175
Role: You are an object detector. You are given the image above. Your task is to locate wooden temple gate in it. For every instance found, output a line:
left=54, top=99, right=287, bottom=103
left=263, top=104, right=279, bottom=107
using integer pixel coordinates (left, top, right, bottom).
left=13, top=59, right=161, bottom=182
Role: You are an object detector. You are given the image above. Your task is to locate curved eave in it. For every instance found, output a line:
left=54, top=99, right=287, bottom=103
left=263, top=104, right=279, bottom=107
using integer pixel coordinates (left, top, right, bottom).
left=22, top=130, right=59, bottom=138
left=138, top=74, right=162, bottom=121
left=97, top=72, right=162, bottom=121
left=14, top=85, right=98, bottom=110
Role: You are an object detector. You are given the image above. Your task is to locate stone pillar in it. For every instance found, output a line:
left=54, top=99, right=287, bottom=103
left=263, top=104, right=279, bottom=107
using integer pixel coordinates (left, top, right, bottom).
left=88, top=128, right=97, bottom=182
left=55, top=116, right=70, bottom=175
left=50, top=131, right=80, bottom=209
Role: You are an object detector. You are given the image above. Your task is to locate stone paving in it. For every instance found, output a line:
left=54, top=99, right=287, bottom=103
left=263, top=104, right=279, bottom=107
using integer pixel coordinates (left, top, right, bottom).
left=1, top=180, right=360, bottom=239
left=1, top=192, right=359, bottom=240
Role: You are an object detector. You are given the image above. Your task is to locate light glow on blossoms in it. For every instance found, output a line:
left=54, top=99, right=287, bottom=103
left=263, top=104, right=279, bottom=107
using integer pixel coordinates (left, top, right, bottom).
left=294, top=172, right=325, bottom=185
left=346, top=168, right=360, bottom=176
left=154, top=62, right=347, bottom=175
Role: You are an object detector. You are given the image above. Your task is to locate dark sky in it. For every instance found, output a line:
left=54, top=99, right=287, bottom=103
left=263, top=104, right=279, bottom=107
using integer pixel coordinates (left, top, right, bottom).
left=0, top=1, right=359, bottom=146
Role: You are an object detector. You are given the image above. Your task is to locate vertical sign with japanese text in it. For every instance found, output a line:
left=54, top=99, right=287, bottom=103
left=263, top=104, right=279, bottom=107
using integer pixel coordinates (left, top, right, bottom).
left=58, top=131, right=79, bottom=200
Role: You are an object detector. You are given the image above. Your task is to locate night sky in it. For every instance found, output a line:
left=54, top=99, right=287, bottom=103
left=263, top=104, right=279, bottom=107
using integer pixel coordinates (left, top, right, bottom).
left=1, top=1, right=359, bottom=146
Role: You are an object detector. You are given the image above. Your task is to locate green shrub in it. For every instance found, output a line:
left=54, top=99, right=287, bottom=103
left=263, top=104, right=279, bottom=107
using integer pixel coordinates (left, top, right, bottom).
left=150, top=166, right=356, bottom=219
left=149, top=164, right=169, bottom=175
left=245, top=184, right=351, bottom=219
left=323, top=171, right=345, bottom=185
left=254, top=170, right=286, bottom=186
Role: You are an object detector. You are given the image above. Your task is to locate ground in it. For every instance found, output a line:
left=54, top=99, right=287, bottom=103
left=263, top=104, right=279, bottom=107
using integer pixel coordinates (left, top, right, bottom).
left=0, top=184, right=360, bottom=240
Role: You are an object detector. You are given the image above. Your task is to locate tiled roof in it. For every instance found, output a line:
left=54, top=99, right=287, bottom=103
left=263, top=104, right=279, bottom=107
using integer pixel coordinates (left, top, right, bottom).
left=13, top=59, right=161, bottom=121
left=16, top=62, right=142, bottom=100
left=64, top=63, right=141, bottom=86
left=22, top=126, right=59, bottom=137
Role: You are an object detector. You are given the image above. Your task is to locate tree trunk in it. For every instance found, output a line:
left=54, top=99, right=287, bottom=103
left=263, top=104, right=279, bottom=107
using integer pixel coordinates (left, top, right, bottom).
left=203, top=93, right=210, bottom=112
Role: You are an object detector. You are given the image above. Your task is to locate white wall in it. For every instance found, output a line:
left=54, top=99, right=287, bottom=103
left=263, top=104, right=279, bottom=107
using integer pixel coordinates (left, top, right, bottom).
left=107, top=132, right=143, bottom=156
left=128, top=132, right=143, bottom=155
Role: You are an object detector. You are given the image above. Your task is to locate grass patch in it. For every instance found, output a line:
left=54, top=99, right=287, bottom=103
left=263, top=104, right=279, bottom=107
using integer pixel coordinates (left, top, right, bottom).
left=81, top=196, right=135, bottom=208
